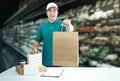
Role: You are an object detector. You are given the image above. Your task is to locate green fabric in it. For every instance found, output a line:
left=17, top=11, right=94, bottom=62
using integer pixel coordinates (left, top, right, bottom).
left=35, top=19, right=66, bottom=66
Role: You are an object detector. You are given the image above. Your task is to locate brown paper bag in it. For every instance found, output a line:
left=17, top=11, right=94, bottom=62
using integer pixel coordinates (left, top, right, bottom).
left=53, top=32, right=79, bottom=67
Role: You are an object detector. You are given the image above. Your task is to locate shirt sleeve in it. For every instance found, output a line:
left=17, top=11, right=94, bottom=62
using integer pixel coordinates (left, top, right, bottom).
left=35, top=26, right=43, bottom=42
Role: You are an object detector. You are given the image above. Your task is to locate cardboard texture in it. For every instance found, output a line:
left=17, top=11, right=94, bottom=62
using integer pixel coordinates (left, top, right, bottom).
left=16, top=65, right=24, bottom=75
left=53, top=32, right=79, bottom=67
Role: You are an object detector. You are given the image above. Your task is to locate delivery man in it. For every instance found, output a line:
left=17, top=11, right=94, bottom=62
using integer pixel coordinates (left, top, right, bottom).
left=30, top=2, right=73, bottom=66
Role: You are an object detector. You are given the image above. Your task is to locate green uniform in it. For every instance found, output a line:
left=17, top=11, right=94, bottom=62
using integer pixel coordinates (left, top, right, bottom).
left=35, top=19, right=66, bottom=66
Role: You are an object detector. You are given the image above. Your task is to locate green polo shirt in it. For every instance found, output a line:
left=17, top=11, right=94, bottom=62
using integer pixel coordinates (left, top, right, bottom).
left=35, top=19, right=66, bottom=66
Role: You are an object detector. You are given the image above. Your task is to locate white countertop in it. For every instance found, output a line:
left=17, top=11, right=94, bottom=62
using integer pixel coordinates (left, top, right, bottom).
left=0, top=67, right=120, bottom=81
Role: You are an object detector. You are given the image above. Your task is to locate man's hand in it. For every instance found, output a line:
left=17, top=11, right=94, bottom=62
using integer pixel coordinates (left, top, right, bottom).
left=30, top=48, right=40, bottom=54
left=30, top=41, right=40, bottom=54
left=62, top=19, right=73, bottom=32
left=62, top=19, right=71, bottom=27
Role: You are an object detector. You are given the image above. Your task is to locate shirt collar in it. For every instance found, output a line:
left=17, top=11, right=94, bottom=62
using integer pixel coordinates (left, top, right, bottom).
left=47, top=19, right=58, bottom=24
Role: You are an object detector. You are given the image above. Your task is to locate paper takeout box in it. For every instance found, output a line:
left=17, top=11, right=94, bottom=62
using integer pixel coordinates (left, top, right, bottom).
left=16, top=65, right=46, bottom=75
left=16, top=53, right=46, bottom=75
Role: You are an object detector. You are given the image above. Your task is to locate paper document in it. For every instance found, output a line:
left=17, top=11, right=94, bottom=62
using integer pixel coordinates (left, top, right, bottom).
left=41, top=68, right=64, bottom=78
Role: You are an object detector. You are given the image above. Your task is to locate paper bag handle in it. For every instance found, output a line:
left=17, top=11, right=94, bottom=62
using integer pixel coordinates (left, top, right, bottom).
left=61, top=24, right=64, bottom=32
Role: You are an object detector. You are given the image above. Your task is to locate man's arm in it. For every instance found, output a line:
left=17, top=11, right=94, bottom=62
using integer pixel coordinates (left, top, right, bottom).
left=30, top=41, right=40, bottom=54
left=68, top=24, right=74, bottom=32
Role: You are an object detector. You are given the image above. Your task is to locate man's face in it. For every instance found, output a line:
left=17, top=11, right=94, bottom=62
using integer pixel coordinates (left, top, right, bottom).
left=46, top=7, right=58, bottom=22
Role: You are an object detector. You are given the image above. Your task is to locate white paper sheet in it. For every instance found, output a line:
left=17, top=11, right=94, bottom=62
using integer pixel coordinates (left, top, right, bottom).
left=41, top=68, right=64, bottom=78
